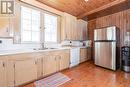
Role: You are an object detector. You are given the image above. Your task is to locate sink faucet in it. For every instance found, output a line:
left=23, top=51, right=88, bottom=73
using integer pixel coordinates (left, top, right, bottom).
left=41, top=43, right=45, bottom=49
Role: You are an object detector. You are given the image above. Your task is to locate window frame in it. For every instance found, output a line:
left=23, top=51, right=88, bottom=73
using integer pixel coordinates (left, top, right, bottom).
left=20, top=4, right=61, bottom=44
left=20, top=5, right=42, bottom=44
left=43, top=12, right=60, bottom=43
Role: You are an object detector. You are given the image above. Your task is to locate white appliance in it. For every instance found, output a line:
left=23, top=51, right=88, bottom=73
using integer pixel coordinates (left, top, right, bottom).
left=70, top=48, right=80, bottom=67
left=83, top=40, right=92, bottom=47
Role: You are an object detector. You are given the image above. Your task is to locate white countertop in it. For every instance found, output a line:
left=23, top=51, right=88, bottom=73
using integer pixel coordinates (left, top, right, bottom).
left=0, top=48, right=68, bottom=56
left=0, top=46, right=88, bottom=56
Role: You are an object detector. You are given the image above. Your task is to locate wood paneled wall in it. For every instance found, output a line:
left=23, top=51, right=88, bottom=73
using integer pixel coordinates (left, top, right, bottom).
left=86, top=0, right=130, bottom=20
left=88, top=9, right=130, bottom=59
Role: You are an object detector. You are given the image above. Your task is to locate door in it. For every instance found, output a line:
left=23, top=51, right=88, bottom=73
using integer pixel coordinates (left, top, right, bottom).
left=14, top=59, right=37, bottom=86
left=94, top=26, right=116, bottom=41
left=0, top=61, right=7, bottom=87
left=59, top=52, right=70, bottom=70
left=43, top=55, right=58, bottom=76
left=95, top=42, right=116, bottom=70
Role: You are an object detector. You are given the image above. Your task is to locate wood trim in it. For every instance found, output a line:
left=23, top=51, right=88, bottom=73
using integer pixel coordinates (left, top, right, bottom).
left=78, top=0, right=126, bottom=19
left=19, top=0, right=64, bottom=16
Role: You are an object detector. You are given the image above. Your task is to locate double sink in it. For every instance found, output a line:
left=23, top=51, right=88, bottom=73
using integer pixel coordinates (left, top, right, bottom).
left=33, top=48, right=57, bottom=50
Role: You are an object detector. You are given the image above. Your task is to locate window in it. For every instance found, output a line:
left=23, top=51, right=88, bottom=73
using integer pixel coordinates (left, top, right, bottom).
left=44, top=13, right=58, bottom=42
left=21, top=6, right=41, bottom=43
left=20, top=5, right=60, bottom=43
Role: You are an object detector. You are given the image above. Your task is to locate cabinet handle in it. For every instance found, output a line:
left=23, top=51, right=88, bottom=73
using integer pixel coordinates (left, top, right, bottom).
left=3, top=62, right=5, bottom=67
left=65, top=34, right=68, bottom=39
left=13, top=64, right=15, bottom=68
left=58, top=55, right=61, bottom=60
left=35, top=61, right=37, bottom=64
left=60, top=56, right=61, bottom=59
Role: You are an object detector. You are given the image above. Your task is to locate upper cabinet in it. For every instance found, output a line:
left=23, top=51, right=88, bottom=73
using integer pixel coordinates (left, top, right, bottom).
left=77, top=19, right=88, bottom=41
left=0, top=17, right=14, bottom=38
left=61, top=13, right=87, bottom=41
left=0, top=2, right=20, bottom=42
left=61, top=13, right=77, bottom=41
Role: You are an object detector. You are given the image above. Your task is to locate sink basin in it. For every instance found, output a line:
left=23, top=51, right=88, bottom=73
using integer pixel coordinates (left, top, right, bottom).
left=33, top=48, right=57, bottom=50
left=33, top=48, right=48, bottom=50
left=49, top=48, right=57, bottom=49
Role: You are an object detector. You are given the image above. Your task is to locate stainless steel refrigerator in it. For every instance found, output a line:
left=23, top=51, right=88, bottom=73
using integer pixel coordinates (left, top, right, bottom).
left=94, top=26, right=118, bottom=70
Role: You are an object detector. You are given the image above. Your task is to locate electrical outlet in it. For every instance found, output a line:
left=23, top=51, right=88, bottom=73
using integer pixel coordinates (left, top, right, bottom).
left=0, top=40, right=2, bottom=44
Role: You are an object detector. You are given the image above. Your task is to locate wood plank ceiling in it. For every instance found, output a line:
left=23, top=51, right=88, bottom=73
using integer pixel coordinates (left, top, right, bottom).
left=36, top=0, right=117, bottom=18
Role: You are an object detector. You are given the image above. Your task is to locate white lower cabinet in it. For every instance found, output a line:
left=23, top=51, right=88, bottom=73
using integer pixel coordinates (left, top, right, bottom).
left=14, top=59, right=37, bottom=86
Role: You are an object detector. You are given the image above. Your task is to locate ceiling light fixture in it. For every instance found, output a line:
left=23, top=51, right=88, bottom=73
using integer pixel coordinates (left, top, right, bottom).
left=85, top=0, right=88, bottom=1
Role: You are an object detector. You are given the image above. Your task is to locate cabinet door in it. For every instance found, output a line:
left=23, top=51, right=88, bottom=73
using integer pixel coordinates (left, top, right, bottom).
left=80, top=48, right=88, bottom=63
left=43, top=55, right=58, bottom=76
left=65, top=14, right=71, bottom=40
left=82, top=23, right=87, bottom=40
left=0, top=18, right=10, bottom=37
left=0, top=61, right=7, bottom=87
left=70, top=15, right=77, bottom=40
left=36, top=58, right=43, bottom=79
left=59, top=52, right=70, bottom=70
left=77, top=19, right=87, bottom=40
left=64, top=13, right=77, bottom=40
left=87, top=48, right=91, bottom=60
left=6, top=61, right=15, bottom=87
left=77, top=20, right=82, bottom=40
left=14, top=59, right=37, bottom=86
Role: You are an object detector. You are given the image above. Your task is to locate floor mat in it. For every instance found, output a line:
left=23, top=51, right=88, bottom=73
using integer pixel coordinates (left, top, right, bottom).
left=34, top=73, right=71, bottom=87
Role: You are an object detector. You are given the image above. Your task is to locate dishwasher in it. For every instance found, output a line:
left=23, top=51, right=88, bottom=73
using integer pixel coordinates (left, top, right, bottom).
left=70, top=47, right=80, bottom=68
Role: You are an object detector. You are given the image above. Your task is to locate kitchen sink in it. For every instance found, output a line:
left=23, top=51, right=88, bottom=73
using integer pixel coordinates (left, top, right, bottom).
left=33, top=48, right=57, bottom=50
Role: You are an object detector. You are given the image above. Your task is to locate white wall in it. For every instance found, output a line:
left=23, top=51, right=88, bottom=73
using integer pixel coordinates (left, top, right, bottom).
left=0, top=38, right=40, bottom=50
left=0, top=38, right=62, bottom=50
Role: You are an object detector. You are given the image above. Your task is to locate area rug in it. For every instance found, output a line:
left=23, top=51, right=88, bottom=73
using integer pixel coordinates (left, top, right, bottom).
left=34, top=73, right=71, bottom=87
